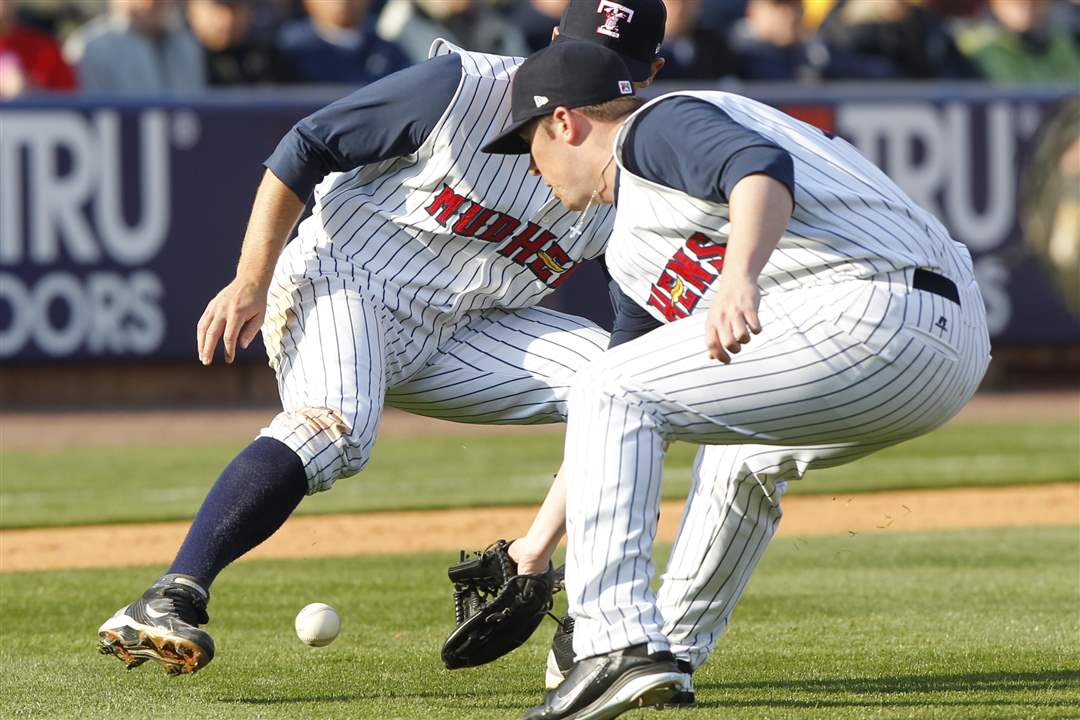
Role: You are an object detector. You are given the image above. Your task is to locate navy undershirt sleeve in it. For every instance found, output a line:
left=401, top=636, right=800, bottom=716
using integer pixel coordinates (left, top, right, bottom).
left=608, top=278, right=662, bottom=348
left=621, top=96, right=794, bottom=203
left=265, top=53, right=462, bottom=201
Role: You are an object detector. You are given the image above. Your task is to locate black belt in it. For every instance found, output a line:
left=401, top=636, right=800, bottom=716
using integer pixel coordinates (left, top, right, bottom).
left=913, top=268, right=960, bottom=306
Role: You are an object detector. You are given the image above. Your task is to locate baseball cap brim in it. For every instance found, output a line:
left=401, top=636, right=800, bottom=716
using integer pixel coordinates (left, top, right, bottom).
left=482, top=41, right=636, bottom=156
left=480, top=115, right=539, bottom=155
left=551, top=32, right=653, bottom=82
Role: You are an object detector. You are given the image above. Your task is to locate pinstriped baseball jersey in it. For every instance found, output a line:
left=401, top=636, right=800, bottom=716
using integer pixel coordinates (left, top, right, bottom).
left=287, top=40, right=612, bottom=375
left=606, top=91, right=975, bottom=325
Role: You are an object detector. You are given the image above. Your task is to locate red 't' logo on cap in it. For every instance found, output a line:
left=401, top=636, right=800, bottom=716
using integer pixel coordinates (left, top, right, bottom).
left=596, top=0, right=634, bottom=39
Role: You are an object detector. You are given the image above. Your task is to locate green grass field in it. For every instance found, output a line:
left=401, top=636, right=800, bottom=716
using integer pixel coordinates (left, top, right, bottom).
left=2, top=417, right=1077, bottom=528
left=2, top=410, right=1078, bottom=718
left=2, top=528, right=1078, bottom=719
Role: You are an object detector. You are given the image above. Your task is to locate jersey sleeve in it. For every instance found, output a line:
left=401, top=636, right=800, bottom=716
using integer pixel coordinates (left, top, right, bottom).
left=265, top=53, right=463, bottom=201
left=608, top=277, right=663, bottom=348
left=621, top=96, right=794, bottom=203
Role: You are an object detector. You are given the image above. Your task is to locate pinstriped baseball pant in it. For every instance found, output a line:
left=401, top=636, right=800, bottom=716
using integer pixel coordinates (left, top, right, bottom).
left=257, top=271, right=608, bottom=492
left=563, top=271, right=991, bottom=665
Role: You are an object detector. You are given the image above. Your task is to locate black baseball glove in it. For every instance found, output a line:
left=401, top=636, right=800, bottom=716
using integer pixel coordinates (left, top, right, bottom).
left=441, top=539, right=557, bottom=669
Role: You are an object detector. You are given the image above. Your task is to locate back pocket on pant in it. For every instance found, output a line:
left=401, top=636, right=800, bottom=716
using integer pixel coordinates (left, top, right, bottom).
left=900, top=324, right=960, bottom=362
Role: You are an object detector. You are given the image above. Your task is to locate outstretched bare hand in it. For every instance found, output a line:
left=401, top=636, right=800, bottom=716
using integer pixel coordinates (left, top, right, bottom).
left=196, top=277, right=268, bottom=364
left=704, top=272, right=761, bottom=364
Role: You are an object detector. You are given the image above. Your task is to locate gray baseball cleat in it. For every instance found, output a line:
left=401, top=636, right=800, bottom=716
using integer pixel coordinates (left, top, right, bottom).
left=524, top=644, right=689, bottom=720
left=98, top=573, right=215, bottom=675
left=545, top=616, right=577, bottom=690
left=545, top=616, right=696, bottom=707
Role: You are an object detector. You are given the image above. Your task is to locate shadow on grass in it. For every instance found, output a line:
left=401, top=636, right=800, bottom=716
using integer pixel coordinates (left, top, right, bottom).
left=224, top=695, right=359, bottom=705
left=694, top=669, right=1080, bottom=709
left=217, top=670, right=1080, bottom=708
left=220, top=689, right=513, bottom=705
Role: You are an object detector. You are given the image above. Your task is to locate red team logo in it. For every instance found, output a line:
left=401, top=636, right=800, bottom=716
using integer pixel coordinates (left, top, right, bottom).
left=647, top=232, right=727, bottom=321
left=595, top=0, right=634, bottom=39
left=425, top=185, right=579, bottom=287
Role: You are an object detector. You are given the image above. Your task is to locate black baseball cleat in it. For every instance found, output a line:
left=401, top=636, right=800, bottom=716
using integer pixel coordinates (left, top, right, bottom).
left=523, top=644, right=689, bottom=720
left=545, top=617, right=696, bottom=707
left=655, top=661, right=696, bottom=708
left=98, top=573, right=215, bottom=675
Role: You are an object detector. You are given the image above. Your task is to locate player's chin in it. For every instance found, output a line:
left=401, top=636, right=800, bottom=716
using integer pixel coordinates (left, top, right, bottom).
left=557, top=192, right=589, bottom=211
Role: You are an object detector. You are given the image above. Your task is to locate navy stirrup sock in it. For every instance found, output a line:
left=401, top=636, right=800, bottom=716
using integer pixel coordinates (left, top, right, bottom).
left=168, top=436, right=308, bottom=589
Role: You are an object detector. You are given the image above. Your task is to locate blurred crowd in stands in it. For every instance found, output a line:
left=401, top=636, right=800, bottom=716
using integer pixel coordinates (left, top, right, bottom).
left=1, top=0, right=1077, bottom=97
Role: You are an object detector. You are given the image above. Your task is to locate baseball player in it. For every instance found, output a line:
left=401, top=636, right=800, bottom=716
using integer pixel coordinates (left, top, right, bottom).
left=482, top=42, right=992, bottom=720
left=96, top=0, right=668, bottom=676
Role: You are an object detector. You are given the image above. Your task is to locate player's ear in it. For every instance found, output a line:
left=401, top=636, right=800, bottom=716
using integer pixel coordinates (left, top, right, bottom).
left=550, top=106, right=579, bottom=144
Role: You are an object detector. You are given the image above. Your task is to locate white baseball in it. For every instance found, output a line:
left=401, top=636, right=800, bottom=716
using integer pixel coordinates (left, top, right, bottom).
left=294, top=602, right=341, bottom=647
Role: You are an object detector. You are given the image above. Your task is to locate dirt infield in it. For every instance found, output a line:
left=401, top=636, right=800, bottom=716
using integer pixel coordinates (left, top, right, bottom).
left=2, top=483, right=1076, bottom=572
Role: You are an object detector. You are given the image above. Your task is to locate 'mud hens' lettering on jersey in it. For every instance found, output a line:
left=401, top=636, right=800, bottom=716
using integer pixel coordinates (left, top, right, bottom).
left=647, top=232, right=726, bottom=321
left=425, top=185, right=580, bottom=287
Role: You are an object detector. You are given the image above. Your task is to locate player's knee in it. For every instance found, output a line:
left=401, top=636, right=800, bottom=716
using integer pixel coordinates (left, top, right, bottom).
left=570, top=350, right=638, bottom=401
left=567, top=362, right=613, bottom=408
left=264, top=406, right=376, bottom=492
left=740, top=459, right=792, bottom=509
left=336, top=438, right=374, bottom=478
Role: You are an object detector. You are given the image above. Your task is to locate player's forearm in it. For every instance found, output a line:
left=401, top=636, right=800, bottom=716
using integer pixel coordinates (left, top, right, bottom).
left=723, top=174, right=794, bottom=280
left=234, top=169, right=306, bottom=289
left=512, top=466, right=568, bottom=573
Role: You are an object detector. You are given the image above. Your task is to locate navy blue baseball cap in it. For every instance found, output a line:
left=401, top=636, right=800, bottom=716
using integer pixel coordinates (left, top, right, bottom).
left=555, top=0, right=667, bottom=82
left=481, top=41, right=635, bottom=155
